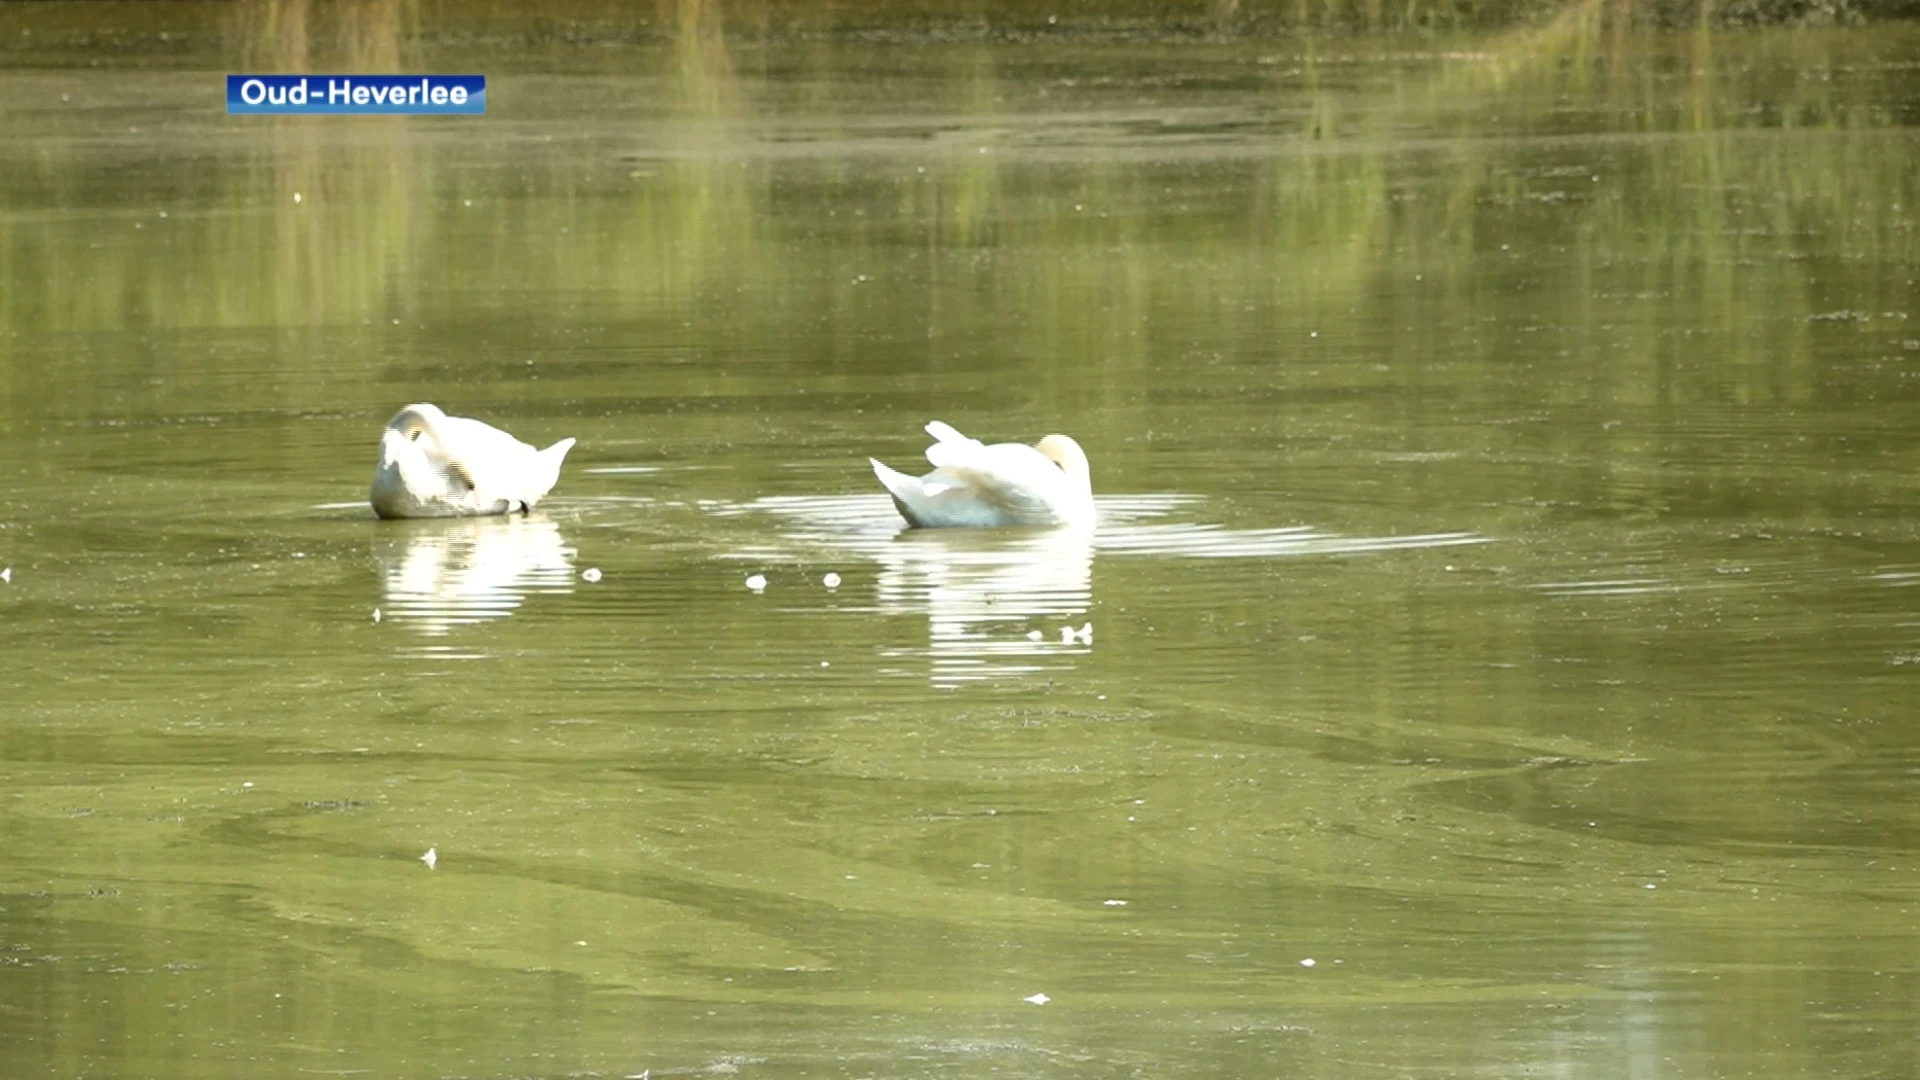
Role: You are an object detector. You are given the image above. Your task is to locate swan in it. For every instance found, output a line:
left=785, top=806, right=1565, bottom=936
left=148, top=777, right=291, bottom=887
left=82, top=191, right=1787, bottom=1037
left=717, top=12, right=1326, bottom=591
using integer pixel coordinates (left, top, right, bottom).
left=369, top=403, right=576, bottom=519
left=870, top=421, right=1093, bottom=529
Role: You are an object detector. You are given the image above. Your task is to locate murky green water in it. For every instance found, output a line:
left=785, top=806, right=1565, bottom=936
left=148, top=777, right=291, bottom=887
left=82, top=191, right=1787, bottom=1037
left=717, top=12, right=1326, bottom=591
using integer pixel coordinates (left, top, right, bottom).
left=4, top=6, right=1920, bottom=1077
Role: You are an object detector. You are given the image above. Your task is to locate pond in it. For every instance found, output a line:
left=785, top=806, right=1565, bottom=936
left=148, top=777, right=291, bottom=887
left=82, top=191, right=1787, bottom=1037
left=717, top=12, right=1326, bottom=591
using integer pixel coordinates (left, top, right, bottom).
left=3, top=5, right=1919, bottom=1077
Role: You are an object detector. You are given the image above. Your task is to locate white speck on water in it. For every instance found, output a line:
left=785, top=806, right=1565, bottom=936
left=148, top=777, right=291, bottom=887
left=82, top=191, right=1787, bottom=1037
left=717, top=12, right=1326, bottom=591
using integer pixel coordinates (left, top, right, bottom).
left=1104, top=899, right=1128, bottom=906
left=1, top=567, right=10, bottom=584
left=745, top=573, right=768, bottom=591
left=1644, top=883, right=1657, bottom=890
left=242, top=782, right=253, bottom=789
left=575, top=940, right=587, bottom=946
left=1024, top=993, right=1050, bottom=1005
left=1027, top=630, right=1043, bottom=641
left=1309, top=330, right=1318, bottom=338
left=1060, top=622, right=1092, bottom=644
left=420, top=847, right=437, bottom=870
left=822, top=572, right=841, bottom=589
left=158, top=210, right=167, bottom=218
left=464, top=199, right=473, bottom=207
left=372, top=608, right=381, bottom=622
left=292, top=192, right=302, bottom=203
left=1098, top=694, right=1107, bottom=701
left=845, top=874, right=857, bottom=880
left=820, top=661, right=830, bottom=668
left=582, top=567, right=602, bottom=583
left=1300, top=958, right=1316, bottom=967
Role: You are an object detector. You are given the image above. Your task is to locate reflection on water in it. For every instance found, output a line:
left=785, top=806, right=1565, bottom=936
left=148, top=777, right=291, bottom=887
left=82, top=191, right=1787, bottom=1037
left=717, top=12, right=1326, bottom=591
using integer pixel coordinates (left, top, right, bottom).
left=720, top=493, right=1487, bottom=684
left=877, top=526, right=1094, bottom=687
left=5, top=8, right=1920, bottom=1080
left=371, top=515, right=576, bottom=637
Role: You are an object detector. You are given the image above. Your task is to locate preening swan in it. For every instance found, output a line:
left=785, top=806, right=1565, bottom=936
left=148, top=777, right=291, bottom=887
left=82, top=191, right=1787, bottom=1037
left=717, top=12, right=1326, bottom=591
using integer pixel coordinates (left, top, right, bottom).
left=870, top=421, right=1094, bottom=529
left=369, top=403, right=576, bottom=519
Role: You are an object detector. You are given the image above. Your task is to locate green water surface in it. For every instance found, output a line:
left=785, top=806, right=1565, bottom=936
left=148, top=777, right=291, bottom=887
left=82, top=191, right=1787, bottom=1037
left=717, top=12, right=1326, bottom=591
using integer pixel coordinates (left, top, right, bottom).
left=2, top=6, right=1919, bottom=1078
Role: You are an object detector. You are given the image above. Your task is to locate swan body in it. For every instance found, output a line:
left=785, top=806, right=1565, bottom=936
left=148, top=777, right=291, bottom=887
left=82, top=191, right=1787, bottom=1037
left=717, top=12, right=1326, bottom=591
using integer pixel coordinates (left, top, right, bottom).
left=370, top=403, right=576, bottom=519
left=870, top=421, right=1093, bottom=529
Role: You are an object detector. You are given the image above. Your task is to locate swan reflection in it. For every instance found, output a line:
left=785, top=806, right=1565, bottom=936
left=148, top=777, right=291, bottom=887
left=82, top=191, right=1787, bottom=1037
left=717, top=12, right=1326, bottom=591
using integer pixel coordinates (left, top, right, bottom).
left=872, top=525, right=1094, bottom=687
left=372, top=515, right=576, bottom=637
left=721, top=492, right=1487, bottom=686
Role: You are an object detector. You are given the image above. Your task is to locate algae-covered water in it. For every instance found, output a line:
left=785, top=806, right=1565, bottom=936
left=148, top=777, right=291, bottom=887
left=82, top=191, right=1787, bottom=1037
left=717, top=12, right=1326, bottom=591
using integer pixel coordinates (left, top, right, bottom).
left=3, top=5, right=1919, bottom=1077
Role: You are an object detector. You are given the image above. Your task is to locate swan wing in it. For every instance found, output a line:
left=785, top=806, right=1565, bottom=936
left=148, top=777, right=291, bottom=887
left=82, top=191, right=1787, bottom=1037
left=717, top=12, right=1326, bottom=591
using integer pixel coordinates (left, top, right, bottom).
left=922, top=420, right=987, bottom=469
left=433, top=414, right=538, bottom=462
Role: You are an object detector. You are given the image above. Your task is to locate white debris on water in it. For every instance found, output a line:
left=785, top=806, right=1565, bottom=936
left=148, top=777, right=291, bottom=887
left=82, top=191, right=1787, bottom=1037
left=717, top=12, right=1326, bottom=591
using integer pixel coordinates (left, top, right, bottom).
left=745, top=573, right=768, bottom=591
left=1027, top=629, right=1044, bottom=641
left=1024, top=993, right=1050, bottom=1005
left=371, top=607, right=381, bottom=623
left=1059, top=622, right=1092, bottom=645
left=420, top=847, right=437, bottom=870
left=822, top=572, right=841, bottom=589
left=1, top=567, right=10, bottom=584
left=1104, top=899, right=1128, bottom=907
left=1300, top=958, right=1316, bottom=968
left=582, top=567, right=603, bottom=583
left=293, top=191, right=302, bottom=203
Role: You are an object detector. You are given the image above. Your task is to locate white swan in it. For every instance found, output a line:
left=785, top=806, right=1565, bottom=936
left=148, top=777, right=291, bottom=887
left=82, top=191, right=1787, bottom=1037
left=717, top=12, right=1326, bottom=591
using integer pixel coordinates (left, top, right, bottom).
left=870, top=421, right=1094, bottom=529
left=369, top=403, right=576, bottom=519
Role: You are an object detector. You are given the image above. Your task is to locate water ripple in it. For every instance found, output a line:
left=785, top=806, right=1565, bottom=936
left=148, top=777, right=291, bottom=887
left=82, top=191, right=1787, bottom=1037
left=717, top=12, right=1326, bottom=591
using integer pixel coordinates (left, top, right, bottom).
left=714, top=493, right=1488, bottom=685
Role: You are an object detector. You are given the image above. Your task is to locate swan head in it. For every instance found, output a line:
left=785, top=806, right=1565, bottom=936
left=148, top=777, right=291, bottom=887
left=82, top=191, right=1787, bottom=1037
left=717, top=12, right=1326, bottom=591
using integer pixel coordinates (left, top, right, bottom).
left=1034, top=434, right=1089, bottom=482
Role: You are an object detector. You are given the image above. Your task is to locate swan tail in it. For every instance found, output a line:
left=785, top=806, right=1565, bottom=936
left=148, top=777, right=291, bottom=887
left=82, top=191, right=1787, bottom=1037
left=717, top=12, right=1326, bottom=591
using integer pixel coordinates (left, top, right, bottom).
left=870, top=458, right=917, bottom=500
left=522, top=436, right=576, bottom=505
left=871, top=458, right=932, bottom=527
